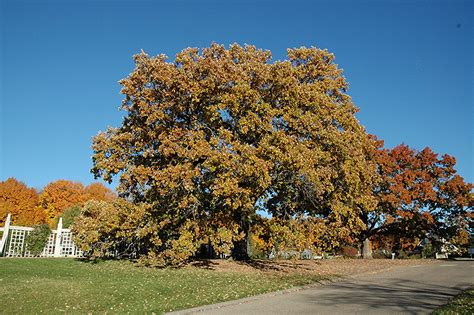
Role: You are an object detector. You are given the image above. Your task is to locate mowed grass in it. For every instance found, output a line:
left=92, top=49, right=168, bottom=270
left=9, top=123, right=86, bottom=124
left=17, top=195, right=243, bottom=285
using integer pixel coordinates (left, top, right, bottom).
left=0, top=258, right=327, bottom=314
left=433, top=286, right=474, bottom=315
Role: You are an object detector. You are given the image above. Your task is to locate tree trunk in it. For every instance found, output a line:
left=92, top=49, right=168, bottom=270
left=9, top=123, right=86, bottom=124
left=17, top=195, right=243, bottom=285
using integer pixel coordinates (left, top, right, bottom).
left=231, top=215, right=250, bottom=261
left=362, top=238, right=373, bottom=259
left=232, top=235, right=250, bottom=260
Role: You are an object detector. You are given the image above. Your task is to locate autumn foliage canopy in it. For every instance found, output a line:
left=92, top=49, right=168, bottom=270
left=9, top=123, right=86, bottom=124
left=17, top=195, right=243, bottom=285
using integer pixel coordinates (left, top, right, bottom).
left=78, top=43, right=471, bottom=264
left=0, top=178, right=115, bottom=226
left=2, top=44, right=471, bottom=264
left=0, top=178, right=45, bottom=226
left=88, top=43, right=379, bottom=261
left=356, top=141, right=473, bottom=256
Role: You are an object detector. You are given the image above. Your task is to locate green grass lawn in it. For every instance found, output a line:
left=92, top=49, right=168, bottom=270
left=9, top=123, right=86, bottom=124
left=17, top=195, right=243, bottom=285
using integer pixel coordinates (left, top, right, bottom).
left=433, top=286, right=474, bottom=315
left=0, top=258, right=327, bottom=314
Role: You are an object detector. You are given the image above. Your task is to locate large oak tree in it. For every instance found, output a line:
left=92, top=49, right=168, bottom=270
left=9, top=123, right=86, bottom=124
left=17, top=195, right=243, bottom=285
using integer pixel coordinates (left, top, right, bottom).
left=91, top=43, right=377, bottom=259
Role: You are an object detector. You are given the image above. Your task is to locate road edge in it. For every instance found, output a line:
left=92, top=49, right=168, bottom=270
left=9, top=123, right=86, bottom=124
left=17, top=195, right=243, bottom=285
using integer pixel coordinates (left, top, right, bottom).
left=166, top=260, right=436, bottom=315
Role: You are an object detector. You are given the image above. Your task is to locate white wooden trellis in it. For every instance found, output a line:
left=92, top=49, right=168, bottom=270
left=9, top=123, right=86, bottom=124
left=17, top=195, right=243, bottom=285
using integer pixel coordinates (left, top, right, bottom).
left=0, top=214, right=83, bottom=258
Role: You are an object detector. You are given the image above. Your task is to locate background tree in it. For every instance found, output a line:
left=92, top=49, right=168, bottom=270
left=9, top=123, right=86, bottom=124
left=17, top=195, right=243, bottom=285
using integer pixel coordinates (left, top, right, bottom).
left=39, top=180, right=116, bottom=225
left=91, top=43, right=377, bottom=260
left=356, top=141, right=473, bottom=257
left=250, top=216, right=345, bottom=259
left=0, top=178, right=45, bottom=226
left=39, top=180, right=86, bottom=224
left=56, top=205, right=82, bottom=228
left=72, top=199, right=158, bottom=258
left=84, top=183, right=116, bottom=201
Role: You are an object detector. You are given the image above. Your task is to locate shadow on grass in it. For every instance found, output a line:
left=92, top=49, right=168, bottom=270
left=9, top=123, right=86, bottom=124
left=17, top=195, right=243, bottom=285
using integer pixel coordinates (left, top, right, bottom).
left=74, top=257, right=131, bottom=264
left=72, top=256, right=327, bottom=273
left=237, top=259, right=321, bottom=272
left=188, top=259, right=220, bottom=270
left=188, top=258, right=322, bottom=272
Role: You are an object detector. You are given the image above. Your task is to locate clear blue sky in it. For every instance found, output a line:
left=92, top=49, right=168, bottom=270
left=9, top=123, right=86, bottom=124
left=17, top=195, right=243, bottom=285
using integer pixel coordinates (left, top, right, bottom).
left=1, top=0, right=472, bottom=191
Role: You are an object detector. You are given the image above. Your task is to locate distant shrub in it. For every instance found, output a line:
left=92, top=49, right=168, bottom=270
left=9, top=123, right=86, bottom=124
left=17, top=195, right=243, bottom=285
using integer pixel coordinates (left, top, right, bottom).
left=58, top=205, right=82, bottom=228
left=422, top=240, right=435, bottom=258
left=25, top=224, right=51, bottom=256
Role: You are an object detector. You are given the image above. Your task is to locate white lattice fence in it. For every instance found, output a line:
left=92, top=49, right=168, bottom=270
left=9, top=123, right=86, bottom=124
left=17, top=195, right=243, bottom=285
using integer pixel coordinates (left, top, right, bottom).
left=60, top=230, right=83, bottom=257
left=0, top=214, right=83, bottom=258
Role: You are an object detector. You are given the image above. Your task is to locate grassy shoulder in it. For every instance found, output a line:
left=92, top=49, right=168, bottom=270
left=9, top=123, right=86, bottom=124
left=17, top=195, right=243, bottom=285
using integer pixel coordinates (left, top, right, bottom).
left=0, top=258, right=432, bottom=314
left=433, top=286, right=474, bottom=315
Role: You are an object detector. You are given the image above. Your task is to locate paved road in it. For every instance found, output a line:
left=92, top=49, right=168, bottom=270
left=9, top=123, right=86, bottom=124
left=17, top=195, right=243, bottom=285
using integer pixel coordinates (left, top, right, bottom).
left=172, top=261, right=474, bottom=315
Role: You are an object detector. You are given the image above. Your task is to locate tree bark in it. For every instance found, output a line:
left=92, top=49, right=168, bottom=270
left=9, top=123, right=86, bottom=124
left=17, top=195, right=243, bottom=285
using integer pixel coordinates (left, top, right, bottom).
left=231, top=214, right=250, bottom=260
left=362, top=238, right=373, bottom=259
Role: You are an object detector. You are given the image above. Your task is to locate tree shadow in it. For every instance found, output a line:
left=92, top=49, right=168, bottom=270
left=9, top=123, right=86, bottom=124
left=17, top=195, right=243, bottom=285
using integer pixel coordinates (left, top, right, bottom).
left=301, top=276, right=472, bottom=313
left=189, top=259, right=219, bottom=270
left=237, top=259, right=321, bottom=272
left=74, top=257, right=126, bottom=264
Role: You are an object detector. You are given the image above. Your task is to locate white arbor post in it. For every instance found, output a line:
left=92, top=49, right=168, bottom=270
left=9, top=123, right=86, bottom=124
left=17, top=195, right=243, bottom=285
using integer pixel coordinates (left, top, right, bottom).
left=0, top=213, right=12, bottom=256
left=53, top=217, right=63, bottom=257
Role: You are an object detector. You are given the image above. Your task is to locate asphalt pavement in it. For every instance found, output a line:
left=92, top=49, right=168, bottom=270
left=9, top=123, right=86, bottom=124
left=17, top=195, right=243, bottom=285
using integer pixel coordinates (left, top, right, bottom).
left=170, top=260, right=474, bottom=315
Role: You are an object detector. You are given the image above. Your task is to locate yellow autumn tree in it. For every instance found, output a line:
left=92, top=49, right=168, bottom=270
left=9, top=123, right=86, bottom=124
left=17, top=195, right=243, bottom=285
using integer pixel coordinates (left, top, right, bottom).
left=72, top=199, right=157, bottom=258
left=90, top=43, right=378, bottom=261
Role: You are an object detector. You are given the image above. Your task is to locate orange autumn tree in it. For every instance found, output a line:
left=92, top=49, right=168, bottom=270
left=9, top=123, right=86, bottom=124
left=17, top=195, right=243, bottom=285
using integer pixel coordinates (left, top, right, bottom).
left=356, top=141, right=473, bottom=257
left=39, top=180, right=115, bottom=224
left=84, top=183, right=116, bottom=201
left=0, top=178, right=45, bottom=226
left=39, top=180, right=86, bottom=224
